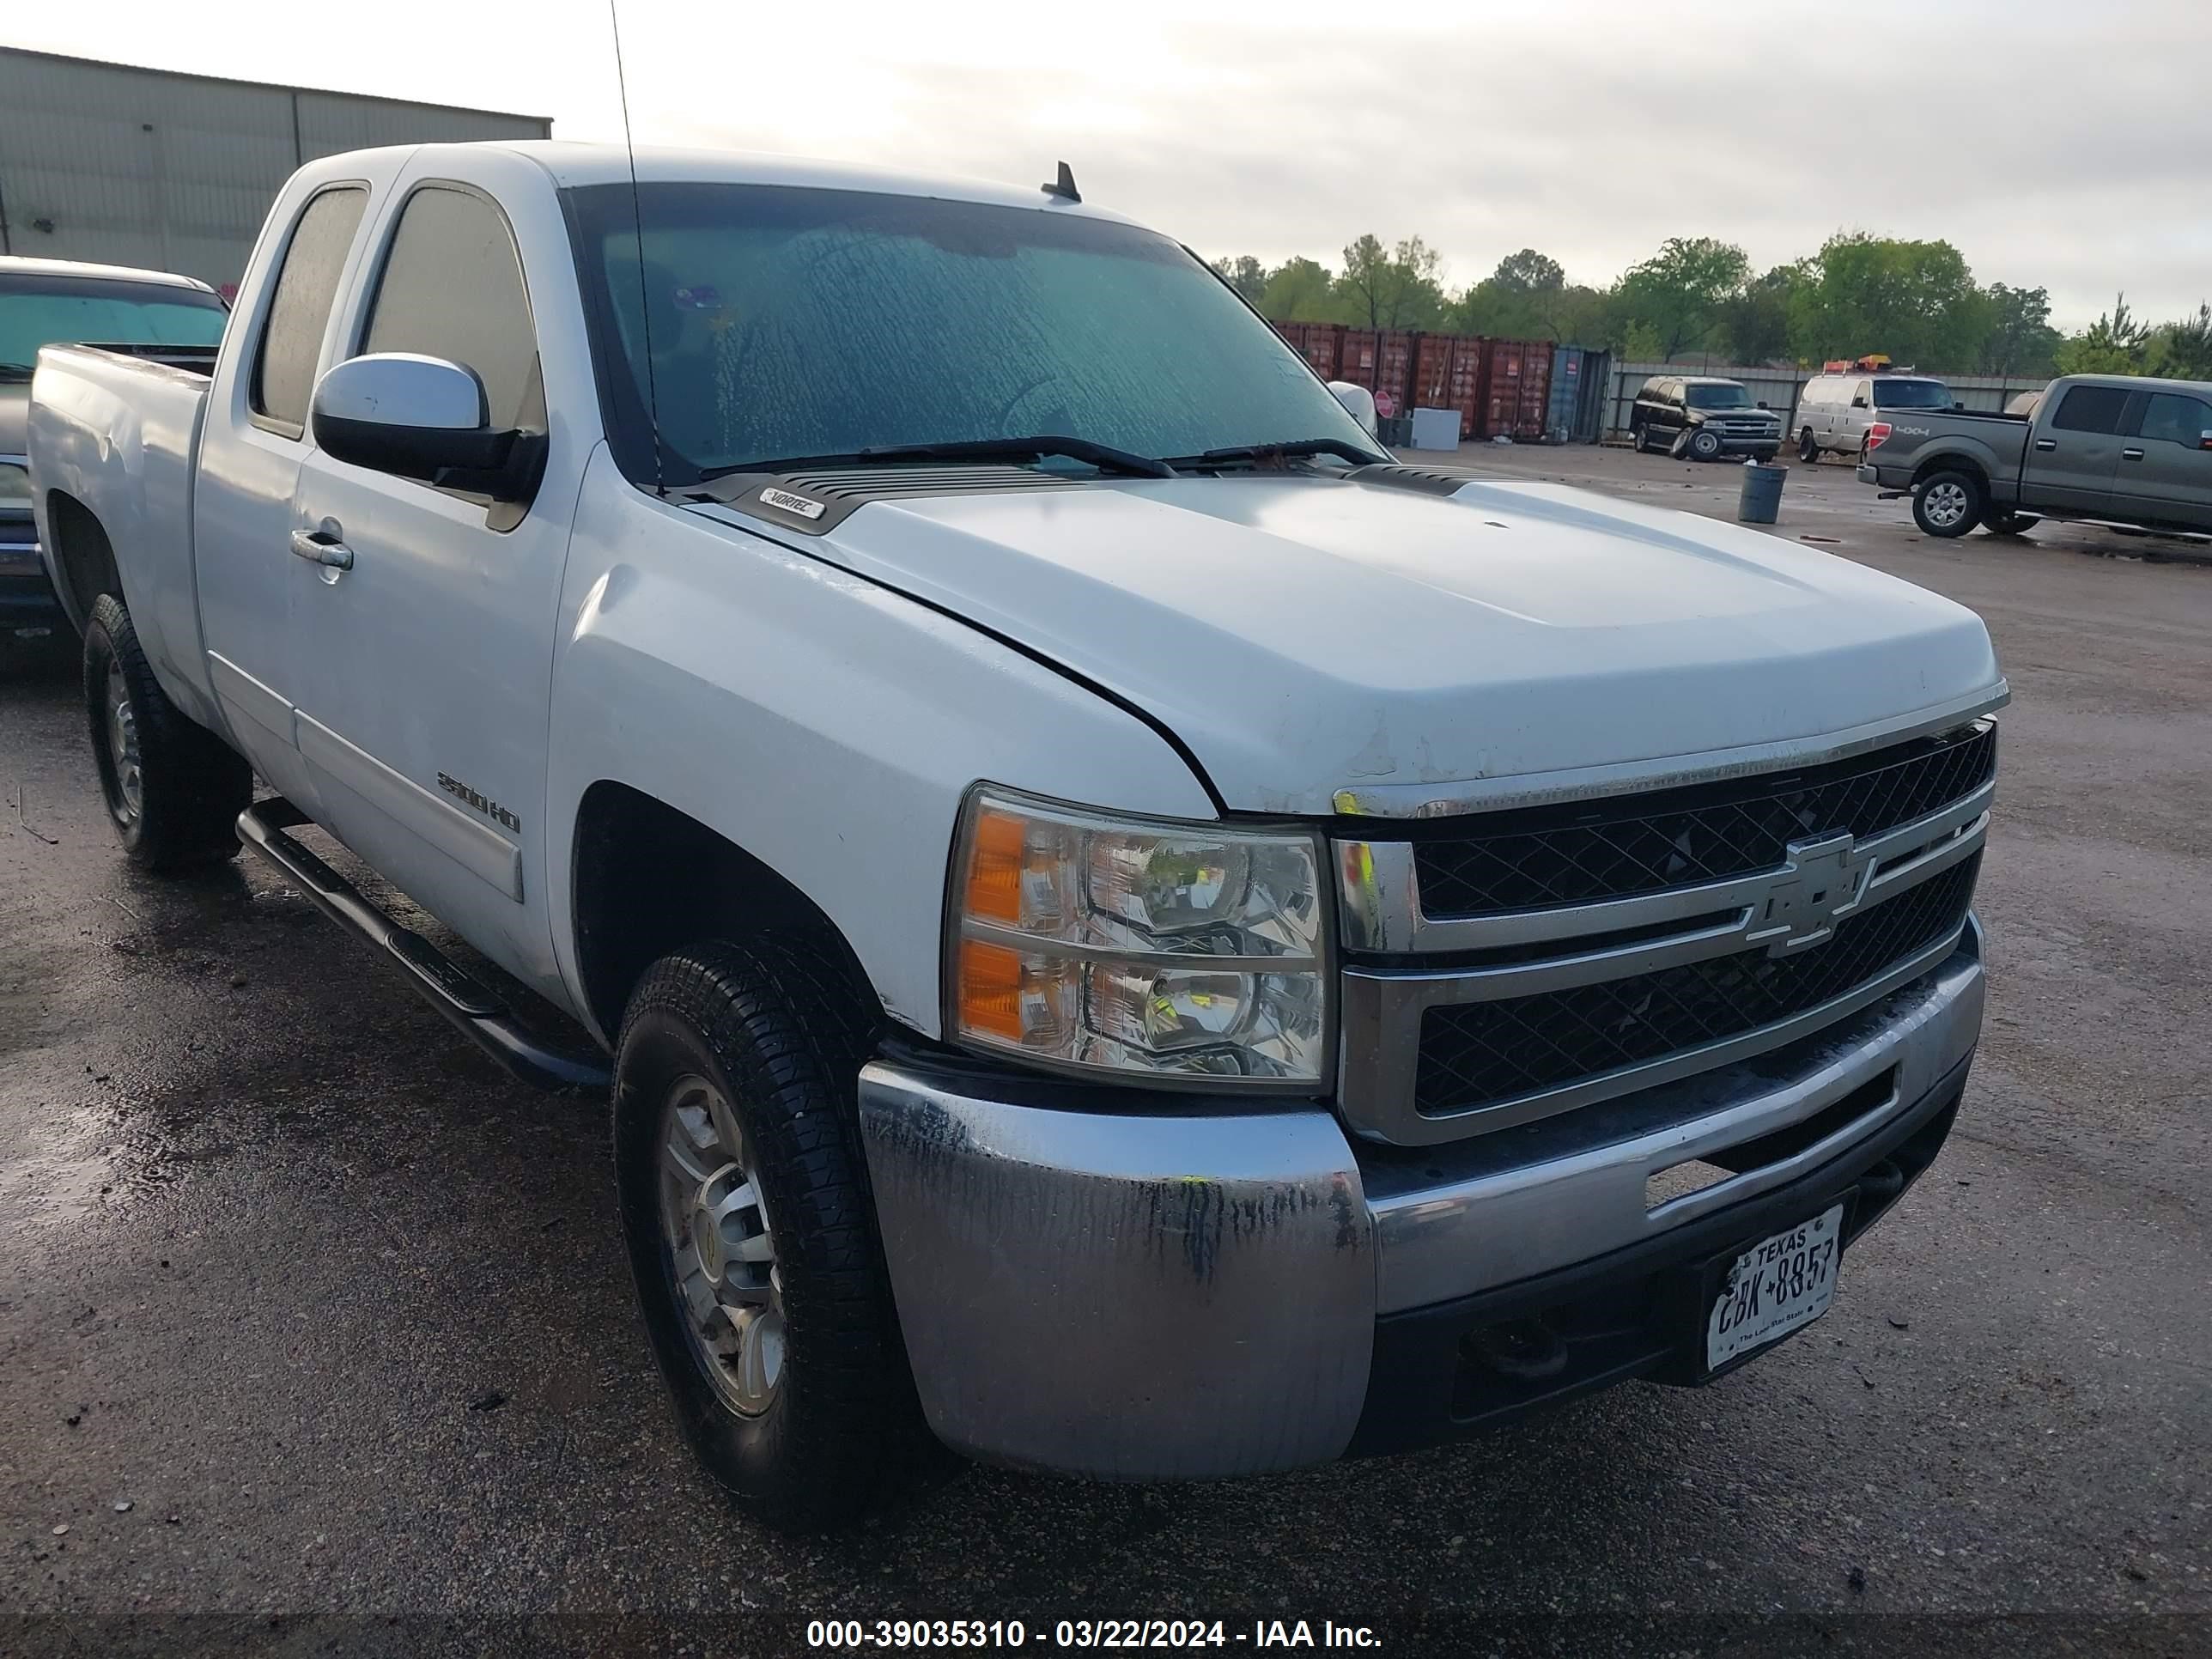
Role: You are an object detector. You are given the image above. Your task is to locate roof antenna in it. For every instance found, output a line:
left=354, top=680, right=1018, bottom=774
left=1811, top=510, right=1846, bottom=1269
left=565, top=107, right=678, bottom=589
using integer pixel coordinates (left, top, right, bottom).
left=609, top=0, right=665, bottom=498
left=1041, top=161, right=1080, bottom=204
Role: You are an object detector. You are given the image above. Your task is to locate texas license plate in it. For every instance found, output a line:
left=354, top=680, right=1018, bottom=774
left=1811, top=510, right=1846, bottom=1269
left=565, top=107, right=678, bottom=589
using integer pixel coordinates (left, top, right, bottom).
left=1705, top=1203, right=1844, bottom=1371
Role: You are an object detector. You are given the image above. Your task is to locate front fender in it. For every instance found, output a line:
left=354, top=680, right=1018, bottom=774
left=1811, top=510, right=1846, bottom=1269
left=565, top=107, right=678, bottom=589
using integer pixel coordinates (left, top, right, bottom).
left=544, top=451, right=1218, bottom=1042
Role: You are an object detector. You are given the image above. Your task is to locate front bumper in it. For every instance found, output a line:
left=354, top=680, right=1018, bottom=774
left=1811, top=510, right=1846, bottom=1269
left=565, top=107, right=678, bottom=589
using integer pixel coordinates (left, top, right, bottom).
left=859, top=927, right=1984, bottom=1480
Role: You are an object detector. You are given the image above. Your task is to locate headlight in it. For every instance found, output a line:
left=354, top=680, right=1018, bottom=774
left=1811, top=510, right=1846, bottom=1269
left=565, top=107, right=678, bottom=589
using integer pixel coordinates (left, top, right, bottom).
left=947, top=787, right=1330, bottom=1085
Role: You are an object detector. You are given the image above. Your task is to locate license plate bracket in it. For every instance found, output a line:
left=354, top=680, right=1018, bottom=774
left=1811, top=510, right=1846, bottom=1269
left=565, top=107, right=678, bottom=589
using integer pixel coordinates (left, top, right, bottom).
left=1702, top=1200, right=1848, bottom=1376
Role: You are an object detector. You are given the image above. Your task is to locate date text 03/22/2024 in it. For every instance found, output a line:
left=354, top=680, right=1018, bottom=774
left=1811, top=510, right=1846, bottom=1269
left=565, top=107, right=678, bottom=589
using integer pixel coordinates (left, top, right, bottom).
left=805, top=1619, right=1384, bottom=1649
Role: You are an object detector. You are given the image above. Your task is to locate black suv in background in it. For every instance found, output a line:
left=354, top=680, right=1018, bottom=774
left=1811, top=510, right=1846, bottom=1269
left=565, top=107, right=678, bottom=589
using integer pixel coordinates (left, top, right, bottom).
left=1631, top=375, right=1782, bottom=461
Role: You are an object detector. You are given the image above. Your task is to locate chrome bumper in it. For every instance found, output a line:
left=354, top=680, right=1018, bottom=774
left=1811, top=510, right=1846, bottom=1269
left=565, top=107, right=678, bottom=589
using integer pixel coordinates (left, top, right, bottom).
left=858, top=927, right=1984, bottom=1480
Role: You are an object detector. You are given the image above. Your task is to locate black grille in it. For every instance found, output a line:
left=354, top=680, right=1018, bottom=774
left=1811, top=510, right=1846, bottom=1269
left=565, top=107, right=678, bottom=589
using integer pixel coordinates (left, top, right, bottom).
left=1413, top=724, right=1994, bottom=919
left=1415, top=854, right=1979, bottom=1117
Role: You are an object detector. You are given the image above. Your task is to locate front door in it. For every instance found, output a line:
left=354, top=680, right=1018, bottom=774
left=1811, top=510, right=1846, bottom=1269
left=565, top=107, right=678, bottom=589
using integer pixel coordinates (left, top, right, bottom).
left=2031, top=383, right=2132, bottom=516
left=2118, top=388, right=2212, bottom=531
left=289, top=179, right=568, bottom=995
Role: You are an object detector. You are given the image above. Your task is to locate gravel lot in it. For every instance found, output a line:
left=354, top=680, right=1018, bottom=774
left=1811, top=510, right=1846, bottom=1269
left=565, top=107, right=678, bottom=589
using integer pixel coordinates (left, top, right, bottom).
left=1, top=447, right=2206, bottom=1657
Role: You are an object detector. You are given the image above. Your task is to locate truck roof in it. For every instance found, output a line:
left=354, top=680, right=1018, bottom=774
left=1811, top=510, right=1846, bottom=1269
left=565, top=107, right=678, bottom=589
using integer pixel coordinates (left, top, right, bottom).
left=0, top=253, right=219, bottom=294
left=361, top=140, right=1144, bottom=227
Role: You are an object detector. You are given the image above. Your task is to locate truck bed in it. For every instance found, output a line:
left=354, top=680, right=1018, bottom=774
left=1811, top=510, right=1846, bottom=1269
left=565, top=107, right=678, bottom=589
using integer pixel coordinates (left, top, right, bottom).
left=27, top=343, right=222, bottom=728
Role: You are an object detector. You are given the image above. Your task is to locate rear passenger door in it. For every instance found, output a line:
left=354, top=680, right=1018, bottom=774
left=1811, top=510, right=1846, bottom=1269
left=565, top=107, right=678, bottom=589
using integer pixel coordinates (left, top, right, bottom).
left=2029, top=384, right=2131, bottom=516
left=288, top=177, right=570, bottom=991
left=2118, top=390, right=2212, bottom=530
left=194, top=181, right=373, bottom=805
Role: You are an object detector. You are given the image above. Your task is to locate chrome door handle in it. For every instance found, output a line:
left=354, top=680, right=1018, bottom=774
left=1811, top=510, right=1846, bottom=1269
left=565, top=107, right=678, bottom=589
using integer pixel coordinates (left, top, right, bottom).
left=289, top=527, right=354, bottom=570
left=2033, top=438, right=2057, bottom=451
left=2121, top=447, right=2145, bottom=460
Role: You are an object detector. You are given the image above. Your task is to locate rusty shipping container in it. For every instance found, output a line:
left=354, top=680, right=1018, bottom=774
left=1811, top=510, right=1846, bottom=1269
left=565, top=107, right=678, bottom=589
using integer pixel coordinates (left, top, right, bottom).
left=1477, top=338, right=1555, bottom=441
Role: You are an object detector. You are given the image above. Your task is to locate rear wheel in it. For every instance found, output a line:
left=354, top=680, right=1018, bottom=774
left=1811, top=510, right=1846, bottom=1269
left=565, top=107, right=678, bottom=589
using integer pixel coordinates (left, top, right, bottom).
left=612, top=941, right=933, bottom=1531
left=1687, top=428, right=1723, bottom=461
left=1799, top=428, right=1820, bottom=464
left=1913, top=470, right=1985, bottom=538
left=82, top=595, right=252, bottom=872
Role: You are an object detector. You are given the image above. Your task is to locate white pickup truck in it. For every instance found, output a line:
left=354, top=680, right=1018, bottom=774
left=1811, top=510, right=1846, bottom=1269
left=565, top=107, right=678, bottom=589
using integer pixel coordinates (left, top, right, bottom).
left=29, top=141, right=2006, bottom=1531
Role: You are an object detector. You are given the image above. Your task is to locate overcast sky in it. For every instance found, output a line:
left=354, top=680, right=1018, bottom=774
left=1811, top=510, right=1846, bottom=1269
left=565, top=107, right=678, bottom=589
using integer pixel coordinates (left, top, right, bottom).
left=8, top=1, right=2207, bottom=329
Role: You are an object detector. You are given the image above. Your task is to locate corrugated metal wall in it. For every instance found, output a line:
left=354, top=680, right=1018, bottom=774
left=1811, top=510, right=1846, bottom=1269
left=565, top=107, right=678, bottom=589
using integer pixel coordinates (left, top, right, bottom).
left=0, top=48, right=549, bottom=294
left=1600, top=362, right=2045, bottom=441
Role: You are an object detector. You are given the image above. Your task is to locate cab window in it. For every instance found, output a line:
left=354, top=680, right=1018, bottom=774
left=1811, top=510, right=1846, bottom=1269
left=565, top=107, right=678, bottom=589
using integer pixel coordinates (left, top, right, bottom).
left=2052, top=385, right=2130, bottom=434
left=361, top=184, right=541, bottom=433
left=2136, top=392, right=2212, bottom=448
left=252, top=186, right=368, bottom=434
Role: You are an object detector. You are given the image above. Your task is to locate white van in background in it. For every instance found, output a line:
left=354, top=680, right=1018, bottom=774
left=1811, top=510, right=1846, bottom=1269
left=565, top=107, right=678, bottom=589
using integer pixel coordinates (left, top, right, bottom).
left=1796, top=372, right=1955, bottom=462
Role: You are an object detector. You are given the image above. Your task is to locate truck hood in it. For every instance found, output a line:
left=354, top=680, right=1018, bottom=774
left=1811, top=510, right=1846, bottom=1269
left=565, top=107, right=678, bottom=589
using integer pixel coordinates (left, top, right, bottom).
left=700, top=471, right=2004, bottom=816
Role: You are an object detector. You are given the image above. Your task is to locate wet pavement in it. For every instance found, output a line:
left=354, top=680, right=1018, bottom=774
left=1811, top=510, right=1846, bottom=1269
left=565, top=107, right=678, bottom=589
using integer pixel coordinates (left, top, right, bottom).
left=1, top=452, right=2207, bottom=1657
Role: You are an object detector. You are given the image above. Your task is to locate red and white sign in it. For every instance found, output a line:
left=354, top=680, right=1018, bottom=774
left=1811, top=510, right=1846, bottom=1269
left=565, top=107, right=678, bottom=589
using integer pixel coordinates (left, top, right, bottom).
left=1373, top=389, right=1398, bottom=420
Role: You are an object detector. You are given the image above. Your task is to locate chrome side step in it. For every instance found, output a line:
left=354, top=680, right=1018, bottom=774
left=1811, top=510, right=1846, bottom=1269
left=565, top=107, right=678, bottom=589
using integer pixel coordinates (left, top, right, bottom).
left=236, top=799, right=611, bottom=1091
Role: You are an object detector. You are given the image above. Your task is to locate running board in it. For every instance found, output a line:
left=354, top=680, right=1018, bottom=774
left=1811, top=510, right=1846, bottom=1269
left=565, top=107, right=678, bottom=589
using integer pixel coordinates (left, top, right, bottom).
left=236, top=799, right=611, bottom=1091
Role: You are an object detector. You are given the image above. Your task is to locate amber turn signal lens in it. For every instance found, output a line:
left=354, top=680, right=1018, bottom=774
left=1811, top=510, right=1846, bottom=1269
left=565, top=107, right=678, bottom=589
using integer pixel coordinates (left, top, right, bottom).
left=956, top=937, right=1027, bottom=1042
left=963, top=809, right=1027, bottom=925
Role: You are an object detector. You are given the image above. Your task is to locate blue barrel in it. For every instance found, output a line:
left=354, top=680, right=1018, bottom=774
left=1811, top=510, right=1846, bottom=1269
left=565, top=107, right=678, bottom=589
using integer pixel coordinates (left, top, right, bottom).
left=1738, top=461, right=1787, bottom=524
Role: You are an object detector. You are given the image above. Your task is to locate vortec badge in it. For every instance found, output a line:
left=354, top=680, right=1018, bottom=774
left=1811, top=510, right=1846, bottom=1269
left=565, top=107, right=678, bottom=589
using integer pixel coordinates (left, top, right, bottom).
left=759, top=487, right=826, bottom=520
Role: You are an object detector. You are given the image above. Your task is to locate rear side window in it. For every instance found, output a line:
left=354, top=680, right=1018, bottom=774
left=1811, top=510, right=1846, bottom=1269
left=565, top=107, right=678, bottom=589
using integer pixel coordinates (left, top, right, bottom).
left=2051, top=385, right=2130, bottom=434
left=252, top=186, right=368, bottom=432
left=2137, top=392, right=2212, bottom=448
left=1874, top=379, right=1953, bottom=410
left=362, top=185, right=539, bottom=431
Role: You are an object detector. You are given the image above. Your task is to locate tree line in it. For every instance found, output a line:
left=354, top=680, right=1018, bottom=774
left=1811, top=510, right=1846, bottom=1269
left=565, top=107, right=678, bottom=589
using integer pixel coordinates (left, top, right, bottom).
left=1212, top=234, right=2212, bottom=383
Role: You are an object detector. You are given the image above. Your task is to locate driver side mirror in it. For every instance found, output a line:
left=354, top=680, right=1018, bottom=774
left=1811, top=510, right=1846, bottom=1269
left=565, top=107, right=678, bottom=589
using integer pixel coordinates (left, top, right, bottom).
left=2200, top=430, right=2212, bottom=452
left=1328, top=380, right=1379, bottom=437
left=1755, top=400, right=1770, bottom=410
left=312, top=354, right=534, bottom=499
left=1850, top=395, right=1869, bottom=409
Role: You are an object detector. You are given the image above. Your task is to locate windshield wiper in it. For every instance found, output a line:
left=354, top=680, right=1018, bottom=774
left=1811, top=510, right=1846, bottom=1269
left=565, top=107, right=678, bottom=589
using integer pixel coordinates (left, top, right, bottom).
left=1159, top=437, right=1389, bottom=471
left=704, top=434, right=1175, bottom=482
left=0, top=362, right=36, bottom=383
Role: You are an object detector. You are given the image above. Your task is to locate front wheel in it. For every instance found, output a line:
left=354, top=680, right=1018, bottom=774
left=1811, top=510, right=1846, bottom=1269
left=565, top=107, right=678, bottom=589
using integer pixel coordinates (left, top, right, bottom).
left=82, top=595, right=252, bottom=872
left=1632, top=422, right=1652, bottom=453
left=1687, top=428, right=1723, bottom=461
left=612, top=942, right=931, bottom=1531
left=1913, top=471, right=1985, bottom=538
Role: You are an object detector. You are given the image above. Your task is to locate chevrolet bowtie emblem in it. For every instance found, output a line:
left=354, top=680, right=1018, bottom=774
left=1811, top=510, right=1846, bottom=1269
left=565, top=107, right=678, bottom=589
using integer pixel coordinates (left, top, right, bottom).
left=1747, top=834, right=1872, bottom=956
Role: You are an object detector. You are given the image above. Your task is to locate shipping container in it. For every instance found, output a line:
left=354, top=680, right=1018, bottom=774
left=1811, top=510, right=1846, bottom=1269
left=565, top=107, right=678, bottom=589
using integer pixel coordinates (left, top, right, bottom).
left=1411, top=332, right=1487, bottom=440
left=1336, top=328, right=1380, bottom=392
left=1546, top=345, right=1586, bottom=443
left=1475, top=338, right=1554, bottom=441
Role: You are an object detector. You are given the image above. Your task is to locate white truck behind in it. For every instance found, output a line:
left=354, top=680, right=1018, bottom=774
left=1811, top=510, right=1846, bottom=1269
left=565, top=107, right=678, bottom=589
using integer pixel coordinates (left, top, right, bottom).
left=30, top=141, right=2005, bottom=1529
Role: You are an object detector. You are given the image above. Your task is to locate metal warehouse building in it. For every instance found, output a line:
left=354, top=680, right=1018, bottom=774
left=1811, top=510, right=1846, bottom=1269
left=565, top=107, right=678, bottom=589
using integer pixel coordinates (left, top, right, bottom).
left=0, top=47, right=550, bottom=295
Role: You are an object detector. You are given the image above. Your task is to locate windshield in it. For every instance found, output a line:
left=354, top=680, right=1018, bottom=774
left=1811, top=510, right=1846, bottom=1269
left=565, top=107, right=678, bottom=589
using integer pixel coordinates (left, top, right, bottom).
left=565, top=183, right=1376, bottom=483
left=0, top=275, right=227, bottom=380
left=1874, top=379, right=1953, bottom=410
left=1683, top=383, right=1753, bottom=409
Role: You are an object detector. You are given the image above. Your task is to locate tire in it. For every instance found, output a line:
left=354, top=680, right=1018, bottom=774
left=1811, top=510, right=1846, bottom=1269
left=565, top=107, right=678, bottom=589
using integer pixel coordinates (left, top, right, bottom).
left=82, top=594, right=252, bottom=872
left=612, top=941, right=930, bottom=1532
left=1632, top=422, right=1652, bottom=453
left=1799, top=428, right=1820, bottom=464
left=1984, top=511, right=2040, bottom=537
left=1687, top=428, right=1723, bottom=461
left=1753, top=447, right=1778, bottom=464
left=1913, top=470, right=1985, bottom=538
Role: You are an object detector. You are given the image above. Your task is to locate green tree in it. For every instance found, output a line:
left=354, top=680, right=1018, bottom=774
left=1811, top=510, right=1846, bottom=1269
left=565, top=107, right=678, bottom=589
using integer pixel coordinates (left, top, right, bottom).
left=1337, top=234, right=1447, bottom=330
left=1210, top=255, right=1267, bottom=306
left=1613, top=236, right=1751, bottom=359
left=1492, top=248, right=1565, bottom=296
left=1977, top=283, right=2062, bottom=379
left=2056, top=292, right=2154, bottom=376
left=1720, top=264, right=1804, bottom=364
left=2151, top=302, right=2212, bottom=381
left=1787, top=233, right=1984, bottom=369
left=1256, top=256, right=1336, bottom=322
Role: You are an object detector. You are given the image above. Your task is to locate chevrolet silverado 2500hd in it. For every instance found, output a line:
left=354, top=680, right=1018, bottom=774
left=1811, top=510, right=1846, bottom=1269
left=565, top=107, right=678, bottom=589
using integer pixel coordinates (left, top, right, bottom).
left=1859, top=372, right=2212, bottom=538
left=30, top=143, right=2006, bottom=1530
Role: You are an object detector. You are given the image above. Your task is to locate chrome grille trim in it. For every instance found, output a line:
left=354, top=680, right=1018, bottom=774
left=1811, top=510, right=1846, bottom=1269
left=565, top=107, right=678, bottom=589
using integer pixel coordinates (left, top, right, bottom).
left=1332, top=745, right=1994, bottom=1147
